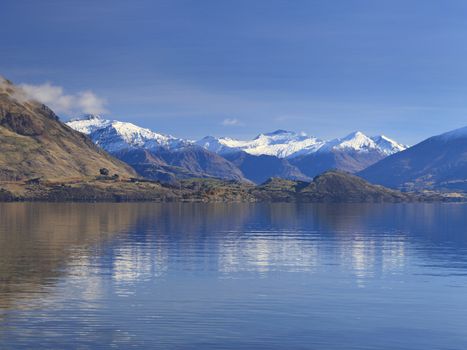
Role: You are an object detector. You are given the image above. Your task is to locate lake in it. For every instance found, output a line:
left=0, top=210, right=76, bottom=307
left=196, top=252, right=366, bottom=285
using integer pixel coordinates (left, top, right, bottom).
left=1, top=203, right=467, bottom=349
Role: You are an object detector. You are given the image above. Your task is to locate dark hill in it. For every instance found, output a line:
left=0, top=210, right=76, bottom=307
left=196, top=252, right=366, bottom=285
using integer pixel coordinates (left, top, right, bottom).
left=299, top=171, right=410, bottom=202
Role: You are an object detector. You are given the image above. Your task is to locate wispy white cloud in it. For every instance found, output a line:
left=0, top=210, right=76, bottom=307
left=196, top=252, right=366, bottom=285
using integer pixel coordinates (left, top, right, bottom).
left=19, top=82, right=108, bottom=116
left=76, top=90, right=107, bottom=115
left=222, top=118, right=243, bottom=126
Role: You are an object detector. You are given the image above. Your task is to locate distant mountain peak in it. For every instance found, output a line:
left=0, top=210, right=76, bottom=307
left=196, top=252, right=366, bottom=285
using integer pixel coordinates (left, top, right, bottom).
left=345, top=130, right=365, bottom=138
left=370, top=134, right=407, bottom=155
left=339, top=131, right=372, bottom=145
left=314, top=131, right=407, bottom=156
left=67, top=116, right=189, bottom=153
left=319, top=131, right=375, bottom=153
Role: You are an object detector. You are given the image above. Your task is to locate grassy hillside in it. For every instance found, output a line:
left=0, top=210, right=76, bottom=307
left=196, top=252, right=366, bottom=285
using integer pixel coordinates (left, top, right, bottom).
left=0, top=78, right=135, bottom=181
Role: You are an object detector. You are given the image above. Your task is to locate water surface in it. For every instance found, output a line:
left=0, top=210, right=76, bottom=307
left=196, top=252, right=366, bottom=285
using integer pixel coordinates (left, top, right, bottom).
left=1, top=203, right=467, bottom=349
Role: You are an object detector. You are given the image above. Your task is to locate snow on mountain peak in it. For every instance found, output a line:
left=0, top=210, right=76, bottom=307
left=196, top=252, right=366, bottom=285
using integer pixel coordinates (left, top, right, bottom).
left=196, top=130, right=325, bottom=158
left=371, top=135, right=407, bottom=155
left=67, top=115, right=189, bottom=153
left=319, top=131, right=374, bottom=152
left=194, top=129, right=407, bottom=158
left=67, top=114, right=110, bottom=134
left=341, top=131, right=379, bottom=149
left=317, top=131, right=407, bottom=155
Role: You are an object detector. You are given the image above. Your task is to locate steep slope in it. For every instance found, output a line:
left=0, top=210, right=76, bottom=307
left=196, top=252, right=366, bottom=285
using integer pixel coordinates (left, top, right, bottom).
left=114, top=148, right=247, bottom=183
left=359, top=126, right=467, bottom=191
left=157, top=146, right=247, bottom=182
left=223, top=151, right=311, bottom=184
left=289, top=132, right=406, bottom=177
left=68, top=116, right=247, bottom=183
left=0, top=78, right=135, bottom=181
left=112, top=148, right=184, bottom=183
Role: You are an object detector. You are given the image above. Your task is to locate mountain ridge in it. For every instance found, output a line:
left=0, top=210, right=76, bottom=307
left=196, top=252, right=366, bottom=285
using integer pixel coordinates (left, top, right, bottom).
left=67, top=115, right=407, bottom=182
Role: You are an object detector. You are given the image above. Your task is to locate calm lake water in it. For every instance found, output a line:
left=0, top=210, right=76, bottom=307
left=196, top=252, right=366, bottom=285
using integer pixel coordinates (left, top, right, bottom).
left=1, top=203, right=467, bottom=349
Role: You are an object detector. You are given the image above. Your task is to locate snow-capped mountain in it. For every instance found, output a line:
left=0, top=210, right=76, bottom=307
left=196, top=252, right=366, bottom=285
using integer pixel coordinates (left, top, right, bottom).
left=67, top=115, right=189, bottom=153
left=318, top=131, right=406, bottom=155
left=285, top=131, right=407, bottom=178
left=196, top=130, right=324, bottom=158
left=197, top=130, right=406, bottom=158
left=67, top=114, right=110, bottom=134
left=371, top=135, right=407, bottom=155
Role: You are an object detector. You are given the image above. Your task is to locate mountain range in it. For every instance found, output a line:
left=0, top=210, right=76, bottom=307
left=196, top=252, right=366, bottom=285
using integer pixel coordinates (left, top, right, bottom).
left=196, top=129, right=405, bottom=158
left=67, top=115, right=406, bottom=184
left=2, top=75, right=467, bottom=200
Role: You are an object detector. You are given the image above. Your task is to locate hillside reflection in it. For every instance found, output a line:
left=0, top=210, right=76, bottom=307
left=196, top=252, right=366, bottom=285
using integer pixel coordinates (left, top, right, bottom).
left=0, top=203, right=150, bottom=310
left=1, top=203, right=467, bottom=312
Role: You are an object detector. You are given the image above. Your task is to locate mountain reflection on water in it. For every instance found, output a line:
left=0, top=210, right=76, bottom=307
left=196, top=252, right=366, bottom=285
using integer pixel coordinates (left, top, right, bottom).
left=1, top=203, right=467, bottom=349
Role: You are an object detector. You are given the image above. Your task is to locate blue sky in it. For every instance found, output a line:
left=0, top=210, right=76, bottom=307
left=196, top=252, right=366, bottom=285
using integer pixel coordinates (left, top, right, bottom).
left=2, top=0, right=467, bottom=143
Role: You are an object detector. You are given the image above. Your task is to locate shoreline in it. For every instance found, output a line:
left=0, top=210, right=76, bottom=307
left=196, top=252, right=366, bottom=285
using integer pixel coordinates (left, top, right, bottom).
left=0, top=176, right=462, bottom=203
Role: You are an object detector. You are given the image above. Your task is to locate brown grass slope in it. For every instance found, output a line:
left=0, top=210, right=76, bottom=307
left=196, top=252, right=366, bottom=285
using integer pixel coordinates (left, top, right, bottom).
left=0, top=78, right=135, bottom=181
